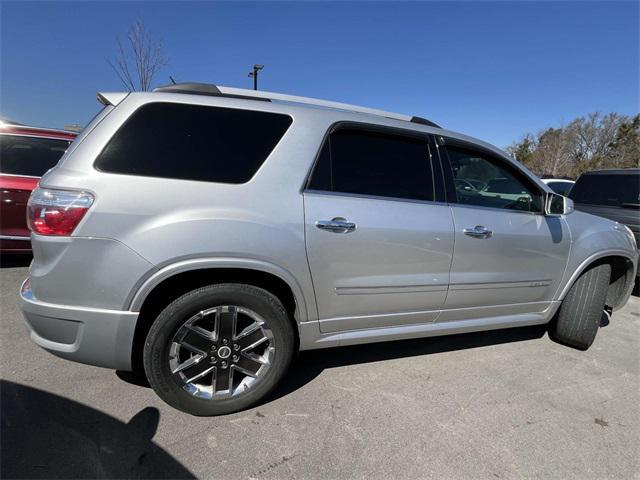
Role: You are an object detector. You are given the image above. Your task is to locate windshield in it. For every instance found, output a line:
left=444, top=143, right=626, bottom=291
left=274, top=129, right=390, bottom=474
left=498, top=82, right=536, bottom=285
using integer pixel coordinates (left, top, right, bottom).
left=570, top=173, right=640, bottom=207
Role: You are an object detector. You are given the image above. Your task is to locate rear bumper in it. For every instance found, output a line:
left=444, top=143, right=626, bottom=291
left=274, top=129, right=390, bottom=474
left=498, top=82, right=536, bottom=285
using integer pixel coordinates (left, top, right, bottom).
left=19, top=279, right=138, bottom=370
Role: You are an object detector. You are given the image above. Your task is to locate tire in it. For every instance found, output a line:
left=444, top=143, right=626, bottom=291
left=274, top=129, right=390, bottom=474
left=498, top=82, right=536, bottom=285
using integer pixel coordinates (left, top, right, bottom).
left=550, top=262, right=611, bottom=350
left=143, top=283, right=295, bottom=416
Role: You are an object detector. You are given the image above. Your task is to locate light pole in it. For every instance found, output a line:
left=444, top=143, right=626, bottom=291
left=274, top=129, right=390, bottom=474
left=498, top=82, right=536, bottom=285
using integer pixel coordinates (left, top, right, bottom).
left=248, top=64, right=264, bottom=90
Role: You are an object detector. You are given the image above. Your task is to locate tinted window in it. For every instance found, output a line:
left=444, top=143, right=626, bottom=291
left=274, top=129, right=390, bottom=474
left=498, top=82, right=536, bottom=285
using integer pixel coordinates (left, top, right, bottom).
left=546, top=181, right=573, bottom=196
left=445, top=146, right=543, bottom=212
left=95, top=103, right=292, bottom=183
left=570, top=173, right=640, bottom=207
left=0, top=135, right=71, bottom=176
left=308, top=128, right=434, bottom=201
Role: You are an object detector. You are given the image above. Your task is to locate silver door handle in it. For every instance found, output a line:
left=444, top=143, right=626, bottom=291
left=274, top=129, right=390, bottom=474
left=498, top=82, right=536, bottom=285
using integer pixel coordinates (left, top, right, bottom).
left=316, top=217, right=356, bottom=234
left=463, top=225, right=492, bottom=239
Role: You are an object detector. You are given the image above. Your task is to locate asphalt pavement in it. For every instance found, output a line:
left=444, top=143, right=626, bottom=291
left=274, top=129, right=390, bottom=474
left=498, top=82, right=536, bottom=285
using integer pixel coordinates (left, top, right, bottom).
left=1, top=256, right=639, bottom=479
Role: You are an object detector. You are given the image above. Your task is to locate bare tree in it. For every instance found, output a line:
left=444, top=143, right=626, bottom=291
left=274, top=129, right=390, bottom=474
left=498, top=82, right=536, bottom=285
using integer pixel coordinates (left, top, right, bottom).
left=566, top=113, right=623, bottom=173
left=108, top=21, right=168, bottom=91
left=610, top=115, right=640, bottom=168
left=507, top=111, right=638, bottom=178
left=531, top=126, right=573, bottom=176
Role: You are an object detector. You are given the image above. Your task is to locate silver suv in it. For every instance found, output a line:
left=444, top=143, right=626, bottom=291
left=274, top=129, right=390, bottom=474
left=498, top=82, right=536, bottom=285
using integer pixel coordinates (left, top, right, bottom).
left=20, top=83, right=638, bottom=415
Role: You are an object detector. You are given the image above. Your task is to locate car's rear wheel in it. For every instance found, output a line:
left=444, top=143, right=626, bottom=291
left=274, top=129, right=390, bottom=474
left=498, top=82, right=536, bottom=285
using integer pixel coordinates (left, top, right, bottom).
left=143, top=283, right=295, bottom=416
left=550, top=262, right=611, bottom=350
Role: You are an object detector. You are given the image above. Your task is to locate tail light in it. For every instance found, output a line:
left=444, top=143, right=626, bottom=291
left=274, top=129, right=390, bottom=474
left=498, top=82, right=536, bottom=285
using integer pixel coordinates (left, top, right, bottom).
left=27, top=188, right=94, bottom=236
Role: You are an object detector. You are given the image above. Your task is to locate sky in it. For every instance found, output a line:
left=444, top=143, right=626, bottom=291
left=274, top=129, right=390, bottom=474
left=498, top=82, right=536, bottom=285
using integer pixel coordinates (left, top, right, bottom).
left=1, top=1, right=638, bottom=148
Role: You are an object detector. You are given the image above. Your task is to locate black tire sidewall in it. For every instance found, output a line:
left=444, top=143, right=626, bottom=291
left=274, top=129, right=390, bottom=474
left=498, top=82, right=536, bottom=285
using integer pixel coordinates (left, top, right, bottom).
left=143, top=284, right=295, bottom=416
left=551, top=263, right=611, bottom=350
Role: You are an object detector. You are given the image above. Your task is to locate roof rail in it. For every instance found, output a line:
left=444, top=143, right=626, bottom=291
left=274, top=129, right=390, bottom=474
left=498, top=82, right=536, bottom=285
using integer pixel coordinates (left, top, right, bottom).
left=153, top=83, right=441, bottom=128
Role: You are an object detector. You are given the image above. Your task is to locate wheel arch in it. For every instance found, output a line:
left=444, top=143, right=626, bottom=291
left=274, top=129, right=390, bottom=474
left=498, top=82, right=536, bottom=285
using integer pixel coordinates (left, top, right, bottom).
left=129, top=258, right=309, bottom=316
left=127, top=258, right=310, bottom=374
left=557, top=250, right=637, bottom=311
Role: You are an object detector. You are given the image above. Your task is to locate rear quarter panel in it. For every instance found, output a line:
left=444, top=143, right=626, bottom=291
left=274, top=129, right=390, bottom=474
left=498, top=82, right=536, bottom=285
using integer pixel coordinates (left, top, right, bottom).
left=36, top=93, right=336, bottom=321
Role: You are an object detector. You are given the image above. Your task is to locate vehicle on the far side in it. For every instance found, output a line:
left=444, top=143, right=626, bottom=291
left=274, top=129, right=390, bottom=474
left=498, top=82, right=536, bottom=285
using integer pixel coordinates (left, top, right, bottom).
left=19, top=84, right=638, bottom=416
left=542, top=178, right=575, bottom=196
left=456, top=175, right=549, bottom=207
left=0, top=121, right=76, bottom=253
left=570, top=169, right=640, bottom=276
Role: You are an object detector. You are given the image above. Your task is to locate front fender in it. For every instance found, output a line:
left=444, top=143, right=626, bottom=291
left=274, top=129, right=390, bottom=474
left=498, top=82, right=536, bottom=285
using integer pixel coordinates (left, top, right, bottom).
left=555, top=211, right=638, bottom=303
left=557, top=249, right=638, bottom=302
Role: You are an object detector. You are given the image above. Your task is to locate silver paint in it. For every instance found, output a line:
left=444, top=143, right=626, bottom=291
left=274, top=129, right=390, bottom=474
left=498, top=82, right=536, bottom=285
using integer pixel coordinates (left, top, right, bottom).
left=19, top=87, right=638, bottom=370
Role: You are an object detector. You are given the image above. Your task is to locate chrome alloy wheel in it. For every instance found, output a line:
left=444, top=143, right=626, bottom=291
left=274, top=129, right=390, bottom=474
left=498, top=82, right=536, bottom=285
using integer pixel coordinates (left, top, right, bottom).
left=168, top=306, right=275, bottom=399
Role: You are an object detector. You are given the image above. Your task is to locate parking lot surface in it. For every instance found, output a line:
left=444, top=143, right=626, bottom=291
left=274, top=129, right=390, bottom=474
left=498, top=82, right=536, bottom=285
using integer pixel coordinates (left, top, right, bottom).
left=1, top=258, right=639, bottom=479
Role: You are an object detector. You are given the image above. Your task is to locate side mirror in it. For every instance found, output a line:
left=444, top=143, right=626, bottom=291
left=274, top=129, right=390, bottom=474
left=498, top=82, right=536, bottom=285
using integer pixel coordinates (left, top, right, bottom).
left=545, top=193, right=574, bottom=216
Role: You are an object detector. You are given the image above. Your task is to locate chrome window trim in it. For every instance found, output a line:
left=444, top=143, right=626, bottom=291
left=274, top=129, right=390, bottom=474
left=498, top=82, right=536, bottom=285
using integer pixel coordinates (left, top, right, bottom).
left=0, top=132, right=74, bottom=142
left=304, top=189, right=450, bottom=208
left=0, top=235, right=31, bottom=241
left=0, top=172, right=40, bottom=179
left=446, top=201, right=546, bottom=217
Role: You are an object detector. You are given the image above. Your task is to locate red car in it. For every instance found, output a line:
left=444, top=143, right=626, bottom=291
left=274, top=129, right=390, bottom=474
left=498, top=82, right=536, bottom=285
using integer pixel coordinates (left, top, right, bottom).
left=0, top=121, right=77, bottom=253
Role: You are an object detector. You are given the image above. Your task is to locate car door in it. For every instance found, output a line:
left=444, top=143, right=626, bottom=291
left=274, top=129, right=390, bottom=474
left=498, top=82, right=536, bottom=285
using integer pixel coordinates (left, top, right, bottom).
left=303, top=125, right=454, bottom=333
left=436, top=137, right=570, bottom=319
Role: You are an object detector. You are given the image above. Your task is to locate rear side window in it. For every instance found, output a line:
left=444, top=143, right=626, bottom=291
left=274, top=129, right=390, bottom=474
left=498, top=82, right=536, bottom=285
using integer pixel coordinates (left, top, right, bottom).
left=307, top=128, right=434, bottom=201
left=570, top=174, right=640, bottom=207
left=0, top=135, right=71, bottom=177
left=95, top=103, right=292, bottom=183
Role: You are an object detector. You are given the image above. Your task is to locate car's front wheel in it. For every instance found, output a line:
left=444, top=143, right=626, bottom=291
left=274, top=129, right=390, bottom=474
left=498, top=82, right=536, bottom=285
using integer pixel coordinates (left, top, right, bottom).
left=549, top=262, right=611, bottom=350
left=143, top=283, right=295, bottom=416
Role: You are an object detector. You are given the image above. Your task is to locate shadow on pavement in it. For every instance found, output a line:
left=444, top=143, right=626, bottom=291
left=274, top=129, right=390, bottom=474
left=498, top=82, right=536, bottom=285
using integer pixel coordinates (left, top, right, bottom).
left=263, top=323, right=548, bottom=405
left=0, top=254, right=32, bottom=268
left=1, top=380, right=194, bottom=479
left=116, top=369, right=151, bottom=388
left=114, top=324, right=548, bottom=413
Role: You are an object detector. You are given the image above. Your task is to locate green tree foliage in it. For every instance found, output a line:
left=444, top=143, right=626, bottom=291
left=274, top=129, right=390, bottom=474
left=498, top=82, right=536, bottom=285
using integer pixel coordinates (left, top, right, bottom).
left=610, top=114, right=640, bottom=169
left=506, top=113, right=639, bottom=178
left=505, top=134, right=535, bottom=166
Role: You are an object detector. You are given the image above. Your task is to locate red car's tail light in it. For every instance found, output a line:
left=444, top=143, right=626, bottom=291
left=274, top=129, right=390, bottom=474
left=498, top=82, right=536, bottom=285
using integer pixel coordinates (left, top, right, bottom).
left=27, top=188, right=94, bottom=236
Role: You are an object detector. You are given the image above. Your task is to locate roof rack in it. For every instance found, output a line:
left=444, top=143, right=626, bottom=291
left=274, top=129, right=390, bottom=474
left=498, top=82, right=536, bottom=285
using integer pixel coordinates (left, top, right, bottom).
left=153, top=83, right=441, bottom=128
